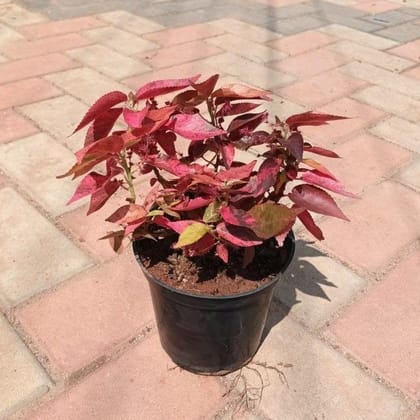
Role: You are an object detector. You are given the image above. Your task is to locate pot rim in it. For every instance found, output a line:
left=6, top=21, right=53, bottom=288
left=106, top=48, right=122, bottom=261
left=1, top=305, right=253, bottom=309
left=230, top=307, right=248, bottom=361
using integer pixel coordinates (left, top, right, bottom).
left=132, top=230, right=295, bottom=301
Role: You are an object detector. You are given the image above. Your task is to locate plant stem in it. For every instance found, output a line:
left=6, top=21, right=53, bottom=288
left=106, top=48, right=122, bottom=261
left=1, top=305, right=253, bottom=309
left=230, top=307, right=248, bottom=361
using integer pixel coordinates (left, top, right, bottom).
left=119, top=151, right=136, bottom=203
left=207, top=98, right=216, bottom=125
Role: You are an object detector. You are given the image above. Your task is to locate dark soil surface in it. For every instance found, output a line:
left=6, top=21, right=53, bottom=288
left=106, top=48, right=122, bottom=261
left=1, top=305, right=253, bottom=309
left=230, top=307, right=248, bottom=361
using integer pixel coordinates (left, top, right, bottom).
left=135, top=236, right=292, bottom=296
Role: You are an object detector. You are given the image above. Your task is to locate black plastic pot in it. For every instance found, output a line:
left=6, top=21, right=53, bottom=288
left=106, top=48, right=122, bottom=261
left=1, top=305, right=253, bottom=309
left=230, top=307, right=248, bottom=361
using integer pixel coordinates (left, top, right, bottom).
left=132, top=231, right=295, bottom=375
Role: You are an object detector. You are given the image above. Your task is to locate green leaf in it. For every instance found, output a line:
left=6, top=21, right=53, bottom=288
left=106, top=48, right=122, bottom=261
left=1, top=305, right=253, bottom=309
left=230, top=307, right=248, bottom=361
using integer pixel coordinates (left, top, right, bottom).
left=203, top=201, right=221, bottom=223
left=249, top=202, right=299, bottom=240
left=147, top=209, right=165, bottom=217
left=174, top=223, right=211, bottom=248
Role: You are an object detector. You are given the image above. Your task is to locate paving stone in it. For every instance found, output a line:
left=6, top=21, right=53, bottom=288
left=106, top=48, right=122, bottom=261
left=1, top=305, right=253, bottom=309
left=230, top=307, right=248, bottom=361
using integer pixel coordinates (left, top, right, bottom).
left=341, top=61, right=420, bottom=100
left=0, top=132, right=87, bottom=216
left=0, top=77, right=61, bottom=110
left=315, top=133, right=412, bottom=195
left=139, top=39, right=223, bottom=69
left=389, top=39, right=420, bottom=62
left=208, top=18, right=280, bottom=43
left=18, top=15, right=106, bottom=38
left=206, top=33, right=285, bottom=63
left=19, top=95, right=87, bottom=152
left=269, top=15, right=328, bottom=35
left=318, top=181, right=420, bottom=272
left=322, top=14, right=383, bottom=32
left=28, top=333, right=225, bottom=420
left=268, top=47, right=350, bottom=78
left=0, top=187, right=92, bottom=307
left=264, top=93, right=307, bottom=119
left=15, top=251, right=154, bottom=375
left=351, top=0, right=401, bottom=14
left=0, top=22, right=25, bottom=45
left=83, top=26, right=158, bottom=55
left=45, top=68, right=128, bottom=105
left=67, top=44, right=151, bottom=79
left=0, top=3, right=45, bottom=26
left=370, top=116, right=420, bottom=153
left=403, top=65, right=420, bottom=80
left=145, top=21, right=224, bottom=46
left=317, top=1, right=367, bottom=18
left=329, top=40, right=414, bottom=72
left=275, top=240, right=367, bottom=329
left=277, top=69, right=368, bottom=108
left=0, top=315, right=50, bottom=418
left=237, top=314, right=406, bottom=419
left=352, top=85, right=420, bottom=122
left=400, top=6, right=420, bottom=17
left=268, top=2, right=322, bottom=19
left=395, top=157, right=420, bottom=192
left=376, top=22, right=420, bottom=42
left=267, top=29, right=336, bottom=56
left=255, top=0, right=307, bottom=5
left=98, top=10, right=164, bottom=35
left=1, top=32, right=92, bottom=60
left=0, top=53, right=78, bottom=84
left=319, top=23, right=398, bottom=49
left=329, top=250, right=420, bottom=398
left=362, top=9, right=417, bottom=26
left=0, top=108, right=38, bottom=143
left=202, top=52, right=295, bottom=89
left=151, top=6, right=227, bottom=27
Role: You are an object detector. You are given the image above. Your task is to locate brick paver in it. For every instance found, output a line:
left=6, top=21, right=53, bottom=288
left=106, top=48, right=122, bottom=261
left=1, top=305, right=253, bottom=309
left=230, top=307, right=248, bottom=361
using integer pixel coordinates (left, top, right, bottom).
left=1, top=0, right=419, bottom=418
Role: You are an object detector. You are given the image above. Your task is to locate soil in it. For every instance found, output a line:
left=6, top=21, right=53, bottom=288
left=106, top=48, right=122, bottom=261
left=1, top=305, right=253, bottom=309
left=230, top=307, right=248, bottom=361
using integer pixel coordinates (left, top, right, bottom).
left=134, top=236, right=292, bottom=296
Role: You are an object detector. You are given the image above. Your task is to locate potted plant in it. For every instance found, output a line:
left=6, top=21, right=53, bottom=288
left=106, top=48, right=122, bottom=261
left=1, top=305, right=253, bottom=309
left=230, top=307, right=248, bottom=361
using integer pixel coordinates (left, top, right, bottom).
left=60, top=74, right=353, bottom=375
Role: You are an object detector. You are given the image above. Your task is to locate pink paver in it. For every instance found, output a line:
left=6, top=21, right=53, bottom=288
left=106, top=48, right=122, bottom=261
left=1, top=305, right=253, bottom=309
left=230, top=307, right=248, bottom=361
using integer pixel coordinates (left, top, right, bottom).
left=268, top=48, right=350, bottom=78
left=301, top=97, right=385, bottom=144
left=389, top=39, right=420, bottom=62
left=403, top=65, right=420, bottom=80
left=0, top=108, right=38, bottom=143
left=329, top=250, right=420, bottom=398
left=317, top=181, right=420, bottom=272
left=15, top=251, right=154, bottom=375
left=277, top=69, right=368, bottom=108
left=28, top=333, right=225, bottom=420
left=267, top=30, right=336, bottom=56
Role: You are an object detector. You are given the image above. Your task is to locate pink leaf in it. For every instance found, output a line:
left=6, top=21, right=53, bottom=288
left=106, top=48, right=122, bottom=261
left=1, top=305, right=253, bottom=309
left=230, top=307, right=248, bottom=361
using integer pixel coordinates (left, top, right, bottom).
left=297, top=209, right=324, bottom=240
left=106, top=204, right=147, bottom=224
left=67, top=172, right=108, bottom=205
left=216, top=102, right=261, bottom=117
left=289, top=184, right=349, bottom=221
left=191, top=74, right=219, bottom=97
left=74, top=91, right=127, bottom=133
left=216, top=243, right=229, bottom=263
left=153, top=216, right=195, bottom=234
left=167, top=113, right=226, bottom=141
left=151, top=156, right=193, bottom=176
left=84, top=108, right=122, bottom=146
left=136, top=75, right=201, bottom=100
left=171, top=197, right=213, bottom=211
left=301, top=170, right=357, bottom=198
left=286, top=111, right=348, bottom=130
left=302, top=158, right=337, bottom=180
left=123, top=106, right=148, bottom=128
left=220, top=142, right=234, bottom=168
left=216, top=223, right=262, bottom=247
left=303, top=145, right=340, bottom=158
left=217, top=160, right=257, bottom=182
left=212, top=84, right=272, bottom=101
left=87, top=180, right=122, bottom=215
left=220, top=206, right=256, bottom=227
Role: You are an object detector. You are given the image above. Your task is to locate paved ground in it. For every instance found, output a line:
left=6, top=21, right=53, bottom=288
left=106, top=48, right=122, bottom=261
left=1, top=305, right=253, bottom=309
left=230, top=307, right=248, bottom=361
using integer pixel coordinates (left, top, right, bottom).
left=0, top=0, right=419, bottom=418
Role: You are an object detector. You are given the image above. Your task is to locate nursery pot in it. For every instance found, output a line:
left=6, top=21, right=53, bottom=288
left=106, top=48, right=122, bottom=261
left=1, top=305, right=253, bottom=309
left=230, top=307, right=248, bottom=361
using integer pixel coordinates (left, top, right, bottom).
left=132, top=231, right=295, bottom=375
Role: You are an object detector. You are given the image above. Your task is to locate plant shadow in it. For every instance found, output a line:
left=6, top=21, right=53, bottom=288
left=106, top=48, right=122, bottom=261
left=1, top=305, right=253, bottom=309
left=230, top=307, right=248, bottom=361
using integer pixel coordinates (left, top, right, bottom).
left=261, top=239, right=336, bottom=343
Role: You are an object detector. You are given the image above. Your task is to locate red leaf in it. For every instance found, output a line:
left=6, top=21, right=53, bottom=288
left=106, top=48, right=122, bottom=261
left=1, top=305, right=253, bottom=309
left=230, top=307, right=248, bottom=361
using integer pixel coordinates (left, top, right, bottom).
left=216, top=243, right=229, bottom=263
left=217, top=160, right=257, bottom=182
left=151, top=156, right=193, bottom=176
left=156, top=131, right=177, bottom=156
left=303, top=145, right=340, bottom=158
left=171, top=197, right=213, bottom=211
left=212, top=84, right=271, bottom=101
left=242, top=246, right=255, bottom=268
left=153, top=216, right=195, bottom=233
left=289, top=184, right=349, bottom=221
left=301, top=170, right=357, bottom=198
left=166, top=113, right=226, bottom=141
left=286, top=111, right=347, bottom=130
left=87, top=179, right=122, bottom=215
left=297, top=209, right=324, bottom=240
left=185, top=233, right=215, bottom=257
left=220, top=206, right=256, bottom=227
left=220, top=141, right=234, bottom=169
left=123, top=106, right=148, bottom=128
left=75, top=135, right=124, bottom=163
left=286, top=132, right=303, bottom=161
left=136, top=75, right=201, bottom=100
left=84, top=108, right=122, bottom=146
left=216, top=102, right=261, bottom=117
left=228, top=112, right=268, bottom=134
left=216, top=223, right=262, bottom=247
left=191, top=74, right=219, bottom=97
left=106, top=204, right=147, bottom=224
left=74, top=91, right=127, bottom=133
left=67, top=172, right=109, bottom=205
left=302, top=158, right=337, bottom=180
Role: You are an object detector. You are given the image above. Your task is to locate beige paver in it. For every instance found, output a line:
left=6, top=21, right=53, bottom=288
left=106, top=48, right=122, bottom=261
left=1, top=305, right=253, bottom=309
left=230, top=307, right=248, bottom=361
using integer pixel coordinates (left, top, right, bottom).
left=0, top=3, right=46, bottom=26
left=0, top=315, right=50, bottom=418
left=0, top=187, right=92, bottom=307
left=0, top=22, right=25, bottom=44
left=395, top=158, right=420, bottom=192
